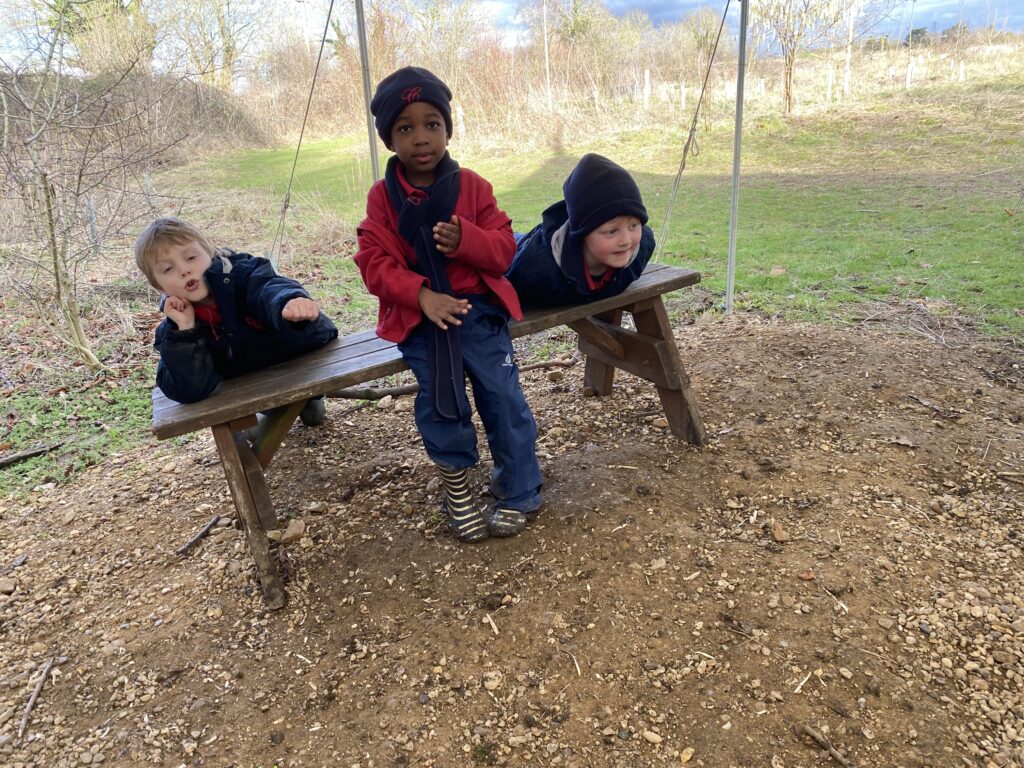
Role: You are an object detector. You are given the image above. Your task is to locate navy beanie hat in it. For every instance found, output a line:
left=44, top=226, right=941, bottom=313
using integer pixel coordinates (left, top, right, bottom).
left=564, top=154, right=648, bottom=241
left=370, top=66, right=453, bottom=148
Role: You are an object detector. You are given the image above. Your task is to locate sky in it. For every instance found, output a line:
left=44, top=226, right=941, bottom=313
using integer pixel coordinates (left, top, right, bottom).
left=604, top=1, right=1019, bottom=32
left=472, top=0, right=1021, bottom=39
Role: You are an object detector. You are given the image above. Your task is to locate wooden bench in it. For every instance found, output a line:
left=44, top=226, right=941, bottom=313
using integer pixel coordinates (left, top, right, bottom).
left=152, top=263, right=707, bottom=608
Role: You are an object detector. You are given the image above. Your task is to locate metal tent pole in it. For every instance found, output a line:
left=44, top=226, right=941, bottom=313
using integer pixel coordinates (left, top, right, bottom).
left=355, top=0, right=380, bottom=181
left=726, top=0, right=749, bottom=314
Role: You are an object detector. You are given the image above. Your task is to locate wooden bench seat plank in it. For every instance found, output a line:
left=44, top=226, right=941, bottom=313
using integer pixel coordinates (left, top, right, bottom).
left=151, top=265, right=701, bottom=439
left=153, top=344, right=409, bottom=439
left=512, top=266, right=698, bottom=337
left=151, top=332, right=396, bottom=418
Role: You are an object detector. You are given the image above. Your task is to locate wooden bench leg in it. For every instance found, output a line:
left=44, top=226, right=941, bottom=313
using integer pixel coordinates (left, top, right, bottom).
left=252, top=400, right=308, bottom=469
left=237, top=436, right=279, bottom=530
left=212, top=424, right=286, bottom=609
left=579, top=309, right=622, bottom=397
left=630, top=298, right=707, bottom=446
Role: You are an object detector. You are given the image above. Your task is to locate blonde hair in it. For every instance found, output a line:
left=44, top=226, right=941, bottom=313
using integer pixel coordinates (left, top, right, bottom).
left=135, top=217, right=215, bottom=288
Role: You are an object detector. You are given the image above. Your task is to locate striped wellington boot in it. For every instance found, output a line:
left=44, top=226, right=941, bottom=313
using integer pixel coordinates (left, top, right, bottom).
left=438, top=467, right=488, bottom=543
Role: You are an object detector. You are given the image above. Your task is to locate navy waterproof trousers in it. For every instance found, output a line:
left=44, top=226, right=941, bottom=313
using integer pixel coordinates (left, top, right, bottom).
left=398, top=299, right=542, bottom=513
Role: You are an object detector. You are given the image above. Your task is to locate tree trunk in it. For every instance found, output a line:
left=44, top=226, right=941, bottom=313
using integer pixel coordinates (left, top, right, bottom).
left=783, top=49, right=796, bottom=115
left=40, top=173, right=103, bottom=371
left=217, top=4, right=235, bottom=91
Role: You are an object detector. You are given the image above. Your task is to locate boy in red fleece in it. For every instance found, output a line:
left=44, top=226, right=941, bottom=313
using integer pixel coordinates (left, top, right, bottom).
left=355, top=66, right=542, bottom=543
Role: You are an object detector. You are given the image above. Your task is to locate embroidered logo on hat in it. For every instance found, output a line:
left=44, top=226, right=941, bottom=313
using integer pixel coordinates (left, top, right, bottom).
left=401, top=86, right=422, bottom=103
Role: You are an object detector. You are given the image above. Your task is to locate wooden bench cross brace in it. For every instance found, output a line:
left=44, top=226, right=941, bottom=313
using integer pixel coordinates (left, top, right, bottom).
left=574, top=297, right=706, bottom=445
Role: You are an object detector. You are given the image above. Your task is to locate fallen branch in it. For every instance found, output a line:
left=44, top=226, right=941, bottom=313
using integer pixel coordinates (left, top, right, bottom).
left=906, top=394, right=959, bottom=420
left=19, top=657, right=54, bottom=739
left=0, top=443, right=62, bottom=469
left=176, top=515, right=221, bottom=556
left=793, top=723, right=855, bottom=767
left=520, top=358, right=578, bottom=373
left=339, top=401, right=372, bottom=417
left=327, top=383, right=418, bottom=400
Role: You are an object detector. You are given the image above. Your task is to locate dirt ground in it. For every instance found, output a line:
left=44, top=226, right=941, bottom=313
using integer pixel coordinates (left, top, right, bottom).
left=2, top=307, right=1024, bottom=768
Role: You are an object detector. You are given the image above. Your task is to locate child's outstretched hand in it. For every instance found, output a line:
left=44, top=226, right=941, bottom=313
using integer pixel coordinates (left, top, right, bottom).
left=282, top=297, right=320, bottom=322
left=418, top=286, right=471, bottom=331
left=433, top=215, right=462, bottom=254
left=163, top=296, right=195, bottom=331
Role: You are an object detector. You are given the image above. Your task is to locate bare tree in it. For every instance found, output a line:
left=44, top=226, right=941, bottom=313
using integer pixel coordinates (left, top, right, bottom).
left=751, top=0, right=846, bottom=114
left=752, top=0, right=901, bottom=115
left=153, top=0, right=260, bottom=90
left=395, top=0, right=482, bottom=93
left=1, top=1, right=185, bottom=370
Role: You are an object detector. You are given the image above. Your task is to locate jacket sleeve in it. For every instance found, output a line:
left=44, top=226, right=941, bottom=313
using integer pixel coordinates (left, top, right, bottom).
left=355, top=183, right=427, bottom=309
left=154, top=322, right=220, bottom=403
left=449, top=173, right=515, bottom=275
left=237, top=256, right=339, bottom=346
left=240, top=257, right=309, bottom=327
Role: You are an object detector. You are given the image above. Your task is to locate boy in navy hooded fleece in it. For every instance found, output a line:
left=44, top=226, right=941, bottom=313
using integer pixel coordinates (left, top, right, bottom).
left=354, top=67, right=542, bottom=544
left=137, top=217, right=337, bottom=426
left=506, top=154, right=654, bottom=308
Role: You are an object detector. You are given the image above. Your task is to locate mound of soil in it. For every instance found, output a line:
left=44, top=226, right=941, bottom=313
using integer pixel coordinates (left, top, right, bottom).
left=1, top=314, right=1022, bottom=767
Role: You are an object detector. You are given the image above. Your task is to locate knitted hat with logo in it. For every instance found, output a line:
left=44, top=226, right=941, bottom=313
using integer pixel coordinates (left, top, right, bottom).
left=370, top=66, right=453, bottom=148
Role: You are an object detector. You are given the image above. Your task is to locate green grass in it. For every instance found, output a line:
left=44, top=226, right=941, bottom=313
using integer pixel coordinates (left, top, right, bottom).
left=0, top=372, right=153, bottom=496
left=5, top=67, right=1019, bottom=496
left=164, top=72, right=1022, bottom=336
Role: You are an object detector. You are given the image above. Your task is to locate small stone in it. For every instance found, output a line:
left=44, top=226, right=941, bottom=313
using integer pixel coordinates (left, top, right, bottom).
left=101, top=639, right=125, bottom=656
left=0, top=578, right=16, bottom=595
left=770, top=523, right=790, bottom=543
left=307, top=501, right=328, bottom=513
left=280, top=519, right=305, bottom=545
left=798, top=570, right=815, bottom=581
left=270, top=731, right=285, bottom=746
left=482, top=670, right=503, bottom=691
left=642, top=730, right=663, bottom=744
left=161, top=461, right=177, bottom=473
left=547, top=370, right=564, bottom=383
left=650, top=558, right=667, bottom=570
left=680, top=747, right=695, bottom=763
left=376, top=395, right=394, bottom=409
left=652, top=417, right=669, bottom=429
left=839, top=667, right=853, bottom=680
left=877, top=617, right=894, bottom=630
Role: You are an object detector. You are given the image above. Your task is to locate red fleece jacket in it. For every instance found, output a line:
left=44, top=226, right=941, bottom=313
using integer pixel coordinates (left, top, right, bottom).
left=355, top=166, right=521, bottom=343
